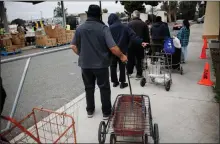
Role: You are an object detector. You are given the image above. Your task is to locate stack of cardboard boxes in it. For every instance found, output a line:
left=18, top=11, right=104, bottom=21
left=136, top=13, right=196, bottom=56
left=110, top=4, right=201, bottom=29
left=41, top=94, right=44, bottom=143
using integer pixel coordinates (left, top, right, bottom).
left=35, top=25, right=75, bottom=47
left=44, top=25, right=67, bottom=45
left=1, top=33, right=24, bottom=52
left=35, top=35, right=57, bottom=47
left=66, top=30, right=75, bottom=43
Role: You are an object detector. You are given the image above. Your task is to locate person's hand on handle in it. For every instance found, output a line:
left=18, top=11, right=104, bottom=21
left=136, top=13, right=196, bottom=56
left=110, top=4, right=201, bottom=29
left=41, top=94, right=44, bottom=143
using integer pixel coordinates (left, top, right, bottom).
left=120, top=54, right=128, bottom=63
left=141, top=42, right=149, bottom=48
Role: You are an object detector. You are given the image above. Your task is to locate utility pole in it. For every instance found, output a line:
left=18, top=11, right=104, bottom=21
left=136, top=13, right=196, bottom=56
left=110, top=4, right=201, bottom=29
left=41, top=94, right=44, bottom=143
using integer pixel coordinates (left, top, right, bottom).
left=40, top=11, right=43, bottom=20
left=99, top=1, right=102, bottom=21
left=61, top=1, right=66, bottom=28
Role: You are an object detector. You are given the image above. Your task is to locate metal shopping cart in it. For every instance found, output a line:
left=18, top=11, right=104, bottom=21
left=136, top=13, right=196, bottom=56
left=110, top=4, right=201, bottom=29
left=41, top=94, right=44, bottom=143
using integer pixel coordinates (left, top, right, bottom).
left=98, top=69, right=159, bottom=144
left=0, top=108, right=77, bottom=143
left=140, top=44, right=173, bottom=91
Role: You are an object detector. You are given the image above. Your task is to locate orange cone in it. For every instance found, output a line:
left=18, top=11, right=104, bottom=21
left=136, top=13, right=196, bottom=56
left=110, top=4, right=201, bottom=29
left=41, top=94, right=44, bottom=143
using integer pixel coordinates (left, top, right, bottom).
left=200, top=40, right=207, bottom=59
left=203, top=38, right=208, bottom=49
left=198, top=62, right=214, bottom=86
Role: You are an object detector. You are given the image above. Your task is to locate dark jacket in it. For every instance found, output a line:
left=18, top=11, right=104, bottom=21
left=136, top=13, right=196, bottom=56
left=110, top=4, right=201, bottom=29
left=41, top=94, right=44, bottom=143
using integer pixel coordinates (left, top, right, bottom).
left=0, top=77, right=6, bottom=115
left=151, top=22, right=169, bottom=41
left=108, top=14, right=143, bottom=54
left=128, top=18, right=150, bottom=44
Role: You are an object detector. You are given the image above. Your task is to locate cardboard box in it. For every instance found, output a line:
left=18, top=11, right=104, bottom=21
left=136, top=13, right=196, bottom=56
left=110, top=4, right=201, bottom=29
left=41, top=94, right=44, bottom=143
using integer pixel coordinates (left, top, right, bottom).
left=36, top=35, right=49, bottom=46
left=5, top=45, right=21, bottom=52
left=65, top=30, right=74, bottom=34
left=0, top=33, right=12, bottom=39
left=2, top=38, right=12, bottom=47
left=44, top=25, right=66, bottom=39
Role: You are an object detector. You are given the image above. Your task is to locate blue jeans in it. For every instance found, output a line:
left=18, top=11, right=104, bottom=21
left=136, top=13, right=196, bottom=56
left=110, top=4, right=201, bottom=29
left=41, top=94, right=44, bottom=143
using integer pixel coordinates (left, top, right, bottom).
left=181, top=46, right=188, bottom=62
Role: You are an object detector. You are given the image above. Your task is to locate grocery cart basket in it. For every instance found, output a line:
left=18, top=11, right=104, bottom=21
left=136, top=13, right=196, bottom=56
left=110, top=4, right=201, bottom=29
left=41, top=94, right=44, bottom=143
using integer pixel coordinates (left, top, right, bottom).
left=140, top=44, right=173, bottom=91
left=0, top=107, right=77, bottom=143
left=98, top=67, right=159, bottom=144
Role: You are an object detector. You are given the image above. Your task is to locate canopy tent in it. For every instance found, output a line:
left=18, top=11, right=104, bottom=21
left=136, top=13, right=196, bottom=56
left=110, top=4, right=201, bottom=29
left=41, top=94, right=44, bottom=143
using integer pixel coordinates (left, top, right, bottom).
left=202, top=1, right=220, bottom=40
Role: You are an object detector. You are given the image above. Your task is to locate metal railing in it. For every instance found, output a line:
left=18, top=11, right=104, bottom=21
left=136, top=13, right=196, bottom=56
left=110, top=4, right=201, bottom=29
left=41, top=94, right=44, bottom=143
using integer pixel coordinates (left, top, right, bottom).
left=1, top=46, right=71, bottom=133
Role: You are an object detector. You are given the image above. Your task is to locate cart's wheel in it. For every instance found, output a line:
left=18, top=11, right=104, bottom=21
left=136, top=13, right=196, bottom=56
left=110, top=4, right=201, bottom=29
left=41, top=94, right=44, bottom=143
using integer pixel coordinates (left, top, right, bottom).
left=151, top=77, right=155, bottom=83
left=153, top=124, right=159, bottom=144
left=165, top=80, right=171, bottom=91
left=140, top=78, right=146, bottom=87
left=110, top=133, right=116, bottom=144
left=180, top=67, right=183, bottom=75
left=98, top=121, right=107, bottom=144
left=142, top=134, right=148, bottom=144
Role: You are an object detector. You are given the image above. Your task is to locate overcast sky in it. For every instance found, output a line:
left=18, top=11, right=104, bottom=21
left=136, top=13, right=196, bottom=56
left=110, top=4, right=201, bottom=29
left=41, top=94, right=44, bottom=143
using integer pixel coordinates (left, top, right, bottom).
left=5, top=1, right=161, bottom=21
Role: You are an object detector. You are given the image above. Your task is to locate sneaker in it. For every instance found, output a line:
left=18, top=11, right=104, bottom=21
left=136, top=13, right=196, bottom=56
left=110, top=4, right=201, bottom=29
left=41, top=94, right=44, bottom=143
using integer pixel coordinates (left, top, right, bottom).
left=120, top=82, right=128, bottom=89
left=103, top=114, right=110, bottom=120
left=87, top=111, right=94, bottom=118
left=113, top=82, right=119, bottom=87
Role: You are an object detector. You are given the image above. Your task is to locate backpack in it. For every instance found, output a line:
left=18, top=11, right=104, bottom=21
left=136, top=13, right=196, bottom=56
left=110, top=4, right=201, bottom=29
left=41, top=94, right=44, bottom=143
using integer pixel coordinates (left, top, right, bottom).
left=163, top=38, right=175, bottom=54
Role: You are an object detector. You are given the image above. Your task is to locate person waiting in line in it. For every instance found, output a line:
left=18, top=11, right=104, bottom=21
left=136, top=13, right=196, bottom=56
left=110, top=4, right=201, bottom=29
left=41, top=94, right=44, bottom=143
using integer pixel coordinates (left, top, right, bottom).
left=108, top=13, right=148, bottom=89
left=151, top=16, right=169, bottom=63
left=127, top=10, right=150, bottom=79
left=70, top=5, right=128, bottom=120
left=177, top=19, right=190, bottom=63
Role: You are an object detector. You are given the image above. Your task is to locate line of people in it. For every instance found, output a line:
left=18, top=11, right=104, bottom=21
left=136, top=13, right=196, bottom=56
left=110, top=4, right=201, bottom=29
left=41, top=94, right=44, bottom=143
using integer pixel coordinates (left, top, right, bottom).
left=71, top=5, right=190, bottom=119
left=70, top=5, right=174, bottom=119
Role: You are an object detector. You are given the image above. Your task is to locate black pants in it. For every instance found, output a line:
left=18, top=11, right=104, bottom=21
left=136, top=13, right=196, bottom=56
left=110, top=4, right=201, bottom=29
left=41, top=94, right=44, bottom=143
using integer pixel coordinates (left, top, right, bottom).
left=82, top=68, right=111, bottom=115
left=0, top=77, right=6, bottom=115
left=151, top=40, right=164, bottom=62
left=110, top=56, right=126, bottom=83
left=127, top=47, right=144, bottom=76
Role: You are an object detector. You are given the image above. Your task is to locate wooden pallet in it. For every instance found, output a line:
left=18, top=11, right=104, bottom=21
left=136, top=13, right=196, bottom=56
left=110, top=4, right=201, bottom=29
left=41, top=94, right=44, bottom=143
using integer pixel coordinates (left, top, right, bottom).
left=1, top=50, right=22, bottom=56
left=36, top=45, right=57, bottom=49
left=57, top=43, right=70, bottom=47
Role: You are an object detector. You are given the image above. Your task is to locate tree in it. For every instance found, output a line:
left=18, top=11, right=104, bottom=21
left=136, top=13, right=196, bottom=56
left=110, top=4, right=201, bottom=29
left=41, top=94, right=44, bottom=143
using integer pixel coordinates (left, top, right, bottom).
left=116, top=12, right=126, bottom=18
left=116, top=1, right=160, bottom=21
left=11, top=18, right=26, bottom=26
left=102, top=8, right=108, bottom=13
left=178, top=1, right=198, bottom=20
left=54, top=2, right=68, bottom=17
left=198, top=1, right=207, bottom=17
left=66, top=15, right=78, bottom=30
left=145, top=1, right=160, bottom=23
left=161, top=1, right=178, bottom=22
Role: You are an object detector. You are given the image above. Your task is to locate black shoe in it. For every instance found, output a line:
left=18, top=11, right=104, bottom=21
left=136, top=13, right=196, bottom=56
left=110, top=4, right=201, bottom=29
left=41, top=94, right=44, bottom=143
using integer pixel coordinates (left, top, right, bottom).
left=87, top=111, right=94, bottom=118
left=103, top=114, right=111, bottom=120
left=136, top=75, right=143, bottom=79
left=120, top=82, right=128, bottom=89
left=113, top=82, right=119, bottom=87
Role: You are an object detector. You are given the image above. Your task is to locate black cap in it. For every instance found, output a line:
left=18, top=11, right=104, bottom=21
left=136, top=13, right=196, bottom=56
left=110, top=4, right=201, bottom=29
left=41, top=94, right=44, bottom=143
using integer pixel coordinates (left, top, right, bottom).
left=86, top=4, right=101, bottom=17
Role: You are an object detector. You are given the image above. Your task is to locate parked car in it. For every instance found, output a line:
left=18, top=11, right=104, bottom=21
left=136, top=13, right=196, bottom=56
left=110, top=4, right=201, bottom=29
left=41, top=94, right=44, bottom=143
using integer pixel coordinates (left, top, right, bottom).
left=173, top=20, right=183, bottom=30
left=197, top=15, right=205, bottom=23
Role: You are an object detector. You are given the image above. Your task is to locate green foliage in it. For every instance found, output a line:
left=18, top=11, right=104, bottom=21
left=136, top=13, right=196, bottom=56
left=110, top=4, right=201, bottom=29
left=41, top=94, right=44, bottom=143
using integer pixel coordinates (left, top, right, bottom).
left=116, top=12, right=126, bottom=18
left=120, top=1, right=146, bottom=14
left=54, top=2, right=68, bottom=17
left=66, top=15, right=78, bottom=30
left=102, top=8, right=108, bottom=13
left=178, top=1, right=198, bottom=20
left=11, top=18, right=26, bottom=26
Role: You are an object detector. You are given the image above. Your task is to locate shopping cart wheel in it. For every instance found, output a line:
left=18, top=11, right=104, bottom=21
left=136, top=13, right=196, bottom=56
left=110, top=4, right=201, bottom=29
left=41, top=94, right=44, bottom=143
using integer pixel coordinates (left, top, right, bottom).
left=153, top=123, right=159, bottom=144
left=165, top=80, right=171, bottom=91
left=180, top=67, right=183, bottom=75
left=110, top=133, right=116, bottom=144
left=143, top=134, right=148, bottom=144
left=98, top=121, right=107, bottom=144
left=140, top=78, right=146, bottom=87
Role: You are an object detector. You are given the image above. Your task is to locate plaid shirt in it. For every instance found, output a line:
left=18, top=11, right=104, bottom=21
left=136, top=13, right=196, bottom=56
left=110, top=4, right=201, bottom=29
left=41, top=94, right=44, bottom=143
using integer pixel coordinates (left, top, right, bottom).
left=177, top=26, right=190, bottom=47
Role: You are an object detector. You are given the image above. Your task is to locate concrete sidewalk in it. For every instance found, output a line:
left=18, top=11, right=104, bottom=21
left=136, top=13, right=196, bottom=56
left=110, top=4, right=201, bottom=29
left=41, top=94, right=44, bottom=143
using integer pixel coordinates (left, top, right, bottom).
left=62, top=24, right=218, bottom=143
left=12, top=24, right=219, bottom=143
